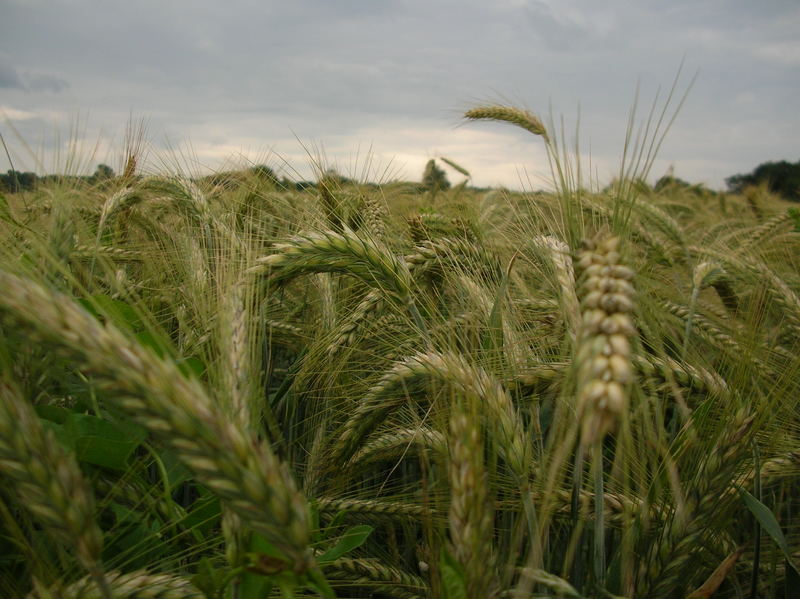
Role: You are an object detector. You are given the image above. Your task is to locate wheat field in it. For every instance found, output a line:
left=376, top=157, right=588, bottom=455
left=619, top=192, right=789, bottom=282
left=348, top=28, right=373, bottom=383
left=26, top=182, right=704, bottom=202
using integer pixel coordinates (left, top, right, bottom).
left=0, top=106, right=799, bottom=598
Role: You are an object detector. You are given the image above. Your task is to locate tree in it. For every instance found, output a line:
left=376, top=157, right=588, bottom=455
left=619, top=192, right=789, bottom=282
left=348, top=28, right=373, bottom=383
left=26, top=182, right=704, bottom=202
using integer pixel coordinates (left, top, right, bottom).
left=0, top=170, right=37, bottom=192
left=421, top=159, right=450, bottom=193
left=654, top=174, right=692, bottom=192
left=92, top=164, right=115, bottom=182
left=251, top=165, right=282, bottom=188
left=726, top=160, right=800, bottom=201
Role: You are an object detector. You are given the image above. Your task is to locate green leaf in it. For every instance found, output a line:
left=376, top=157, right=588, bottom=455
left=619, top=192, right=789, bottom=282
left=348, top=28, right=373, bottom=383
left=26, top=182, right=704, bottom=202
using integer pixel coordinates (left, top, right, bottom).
left=248, top=532, right=287, bottom=560
left=176, top=356, right=206, bottom=379
left=135, top=330, right=167, bottom=358
left=239, top=570, right=273, bottom=599
left=159, top=449, right=193, bottom=488
left=39, top=420, right=70, bottom=449
left=306, top=567, right=335, bottom=599
left=317, top=525, right=373, bottom=564
left=309, top=502, right=320, bottom=542
left=61, top=413, right=147, bottom=470
left=104, top=504, right=166, bottom=569
left=740, top=490, right=800, bottom=576
left=191, top=558, right=227, bottom=599
left=439, top=549, right=467, bottom=599
left=180, top=493, right=221, bottom=537
left=34, top=404, right=70, bottom=424
left=78, top=295, right=144, bottom=331
left=786, top=559, right=800, bottom=599
left=481, top=252, right=518, bottom=356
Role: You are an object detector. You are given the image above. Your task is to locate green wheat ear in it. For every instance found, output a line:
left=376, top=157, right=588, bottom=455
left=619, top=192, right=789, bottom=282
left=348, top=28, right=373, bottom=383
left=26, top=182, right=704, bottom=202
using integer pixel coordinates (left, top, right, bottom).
left=0, top=270, right=313, bottom=568
left=464, top=105, right=549, bottom=142
left=0, top=381, right=109, bottom=596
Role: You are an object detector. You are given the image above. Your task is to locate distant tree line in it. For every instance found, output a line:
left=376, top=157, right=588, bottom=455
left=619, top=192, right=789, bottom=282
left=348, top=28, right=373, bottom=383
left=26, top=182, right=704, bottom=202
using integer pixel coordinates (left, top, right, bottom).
left=0, top=163, right=118, bottom=192
left=0, top=170, right=38, bottom=192
left=726, top=159, right=800, bottom=202
left=4, top=158, right=798, bottom=201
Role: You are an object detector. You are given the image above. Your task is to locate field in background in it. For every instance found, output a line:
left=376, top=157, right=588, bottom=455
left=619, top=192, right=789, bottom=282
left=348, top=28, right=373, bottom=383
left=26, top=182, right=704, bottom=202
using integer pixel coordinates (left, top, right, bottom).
left=1, top=107, right=799, bottom=599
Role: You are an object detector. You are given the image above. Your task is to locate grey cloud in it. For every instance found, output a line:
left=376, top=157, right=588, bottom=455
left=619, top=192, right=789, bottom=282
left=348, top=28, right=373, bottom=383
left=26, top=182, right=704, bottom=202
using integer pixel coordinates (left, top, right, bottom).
left=26, top=73, right=69, bottom=93
left=0, top=0, right=797, bottom=189
left=0, top=58, right=25, bottom=89
left=0, top=55, right=68, bottom=92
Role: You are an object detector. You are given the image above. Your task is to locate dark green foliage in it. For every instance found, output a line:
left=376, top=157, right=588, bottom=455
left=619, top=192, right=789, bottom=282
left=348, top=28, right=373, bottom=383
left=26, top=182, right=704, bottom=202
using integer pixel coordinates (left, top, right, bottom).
left=92, top=163, right=115, bottom=182
left=0, top=169, right=38, bottom=192
left=726, top=160, right=800, bottom=201
left=422, top=159, right=451, bottom=193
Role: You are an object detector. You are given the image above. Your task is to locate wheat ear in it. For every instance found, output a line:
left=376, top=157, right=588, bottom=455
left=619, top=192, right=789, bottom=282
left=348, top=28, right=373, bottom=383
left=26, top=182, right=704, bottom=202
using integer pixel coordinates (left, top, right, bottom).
left=28, top=569, right=202, bottom=599
left=533, top=235, right=581, bottom=339
left=0, top=270, right=312, bottom=567
left=333, top=350, right=528, bottom=479
left=741, top=210, right=792, bottom=248
left=316, top=498, right=433, bottom=520
left=0, top=381, right=108, bottom=594
left=448, top=409, right=496, bottom=599
left=248, top=229, right=430, bottom=340
left=325, top=557, right=428, bottom=598
left=96, top=186, right=140, bottom=234
left=574, top=235, right=637, bottom=446
left=639, top=411, right=754, bottom=597
left=464, top=105, right=549, bottom=142
left=349, top=427, right=447, bottom=466
left=249, top=229, right=411, bottom=299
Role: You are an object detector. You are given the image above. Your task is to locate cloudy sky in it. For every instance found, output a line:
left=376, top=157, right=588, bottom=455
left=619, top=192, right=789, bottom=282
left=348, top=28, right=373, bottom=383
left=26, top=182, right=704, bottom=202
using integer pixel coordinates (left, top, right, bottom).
left=1, top=0, right=798, bottom=190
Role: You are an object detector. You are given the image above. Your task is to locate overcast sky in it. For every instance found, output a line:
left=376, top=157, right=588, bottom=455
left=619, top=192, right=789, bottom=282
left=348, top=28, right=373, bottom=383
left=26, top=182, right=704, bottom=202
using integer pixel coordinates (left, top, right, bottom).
left=1, top=0, right=798, bottom=190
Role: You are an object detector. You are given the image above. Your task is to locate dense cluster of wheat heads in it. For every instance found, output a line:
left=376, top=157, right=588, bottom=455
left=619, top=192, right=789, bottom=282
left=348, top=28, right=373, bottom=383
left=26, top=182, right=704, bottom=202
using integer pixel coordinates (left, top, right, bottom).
left=1, top=108, right=799, bottom=599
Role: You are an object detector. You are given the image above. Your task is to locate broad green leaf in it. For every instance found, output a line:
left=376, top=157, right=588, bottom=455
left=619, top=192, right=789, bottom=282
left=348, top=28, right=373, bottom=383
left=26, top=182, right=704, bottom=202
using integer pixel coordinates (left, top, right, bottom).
left=786, top=559, right=800, bottom=599
left=740, top=490, right=800, bottom=576
left=248, top=532, right=287, bottom=560
left=309, top=502, right=320, bottom=541
left=34, top=404, right=70, bottom=424
left=180, top=493, right=221, bottom=537
left=62, top=413, right=147, bottom=470
left=317, top=525, right=373, bottom=564
left=78, top=295, right=144, bottom=331
left=439, top=549, right=466, bottom=599
left=135, top=330, right=167, bottom=358
left=159, top=449, right=193, bottom=488
left=176, top=356, right=206, bottom=379
left=105, top=504, right=166, bottom=569
left=239, top=570, right=273, bottom=599
left=39, top=420, right=70, bottom=450
left=306, top=567, right=335, bottom=599
left=191, top=558, right=226, bottom=599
